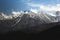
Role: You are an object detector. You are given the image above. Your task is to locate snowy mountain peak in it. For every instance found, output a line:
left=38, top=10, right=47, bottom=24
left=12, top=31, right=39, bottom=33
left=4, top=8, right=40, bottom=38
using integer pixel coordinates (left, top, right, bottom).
left=0, top=10, right=60, bottom=23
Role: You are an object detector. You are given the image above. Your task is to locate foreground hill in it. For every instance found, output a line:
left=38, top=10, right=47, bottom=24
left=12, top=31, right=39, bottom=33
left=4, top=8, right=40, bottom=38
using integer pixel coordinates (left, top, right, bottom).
left=0, top=22, right=60, bottom=40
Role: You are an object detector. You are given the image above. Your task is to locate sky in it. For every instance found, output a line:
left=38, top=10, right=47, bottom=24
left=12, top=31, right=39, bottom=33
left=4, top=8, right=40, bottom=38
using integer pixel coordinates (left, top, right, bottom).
left=0, top=0, right=60, bottom=14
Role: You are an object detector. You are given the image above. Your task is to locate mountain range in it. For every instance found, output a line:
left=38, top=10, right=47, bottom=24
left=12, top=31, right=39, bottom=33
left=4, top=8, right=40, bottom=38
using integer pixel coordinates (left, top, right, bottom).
left=0, top=11, right=60, bottom=34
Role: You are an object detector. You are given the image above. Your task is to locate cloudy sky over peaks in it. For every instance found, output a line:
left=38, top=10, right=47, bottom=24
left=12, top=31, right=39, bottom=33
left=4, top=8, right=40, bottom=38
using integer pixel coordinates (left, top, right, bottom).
left=0, top=0, right=60, bottom=14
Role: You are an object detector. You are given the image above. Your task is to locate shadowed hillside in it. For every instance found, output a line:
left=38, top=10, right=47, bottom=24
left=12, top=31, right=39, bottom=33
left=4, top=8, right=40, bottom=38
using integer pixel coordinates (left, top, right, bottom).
left=0, top=23, right=60, bottom=40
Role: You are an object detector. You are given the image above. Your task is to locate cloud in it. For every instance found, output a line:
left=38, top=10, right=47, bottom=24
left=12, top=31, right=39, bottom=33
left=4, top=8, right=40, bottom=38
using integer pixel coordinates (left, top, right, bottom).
left=21, top=0, right=31, bottom=3
left=27, top=3, right=60, bottom=11
left=39, top=4, right=60, bottom=11
left=12, top=11, right=22, bottom=17
left=0, top=11, right=23, bottom=19
left=27, top=3, right=40, bottom=7
left=30, top=8, right=38, bottom=13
